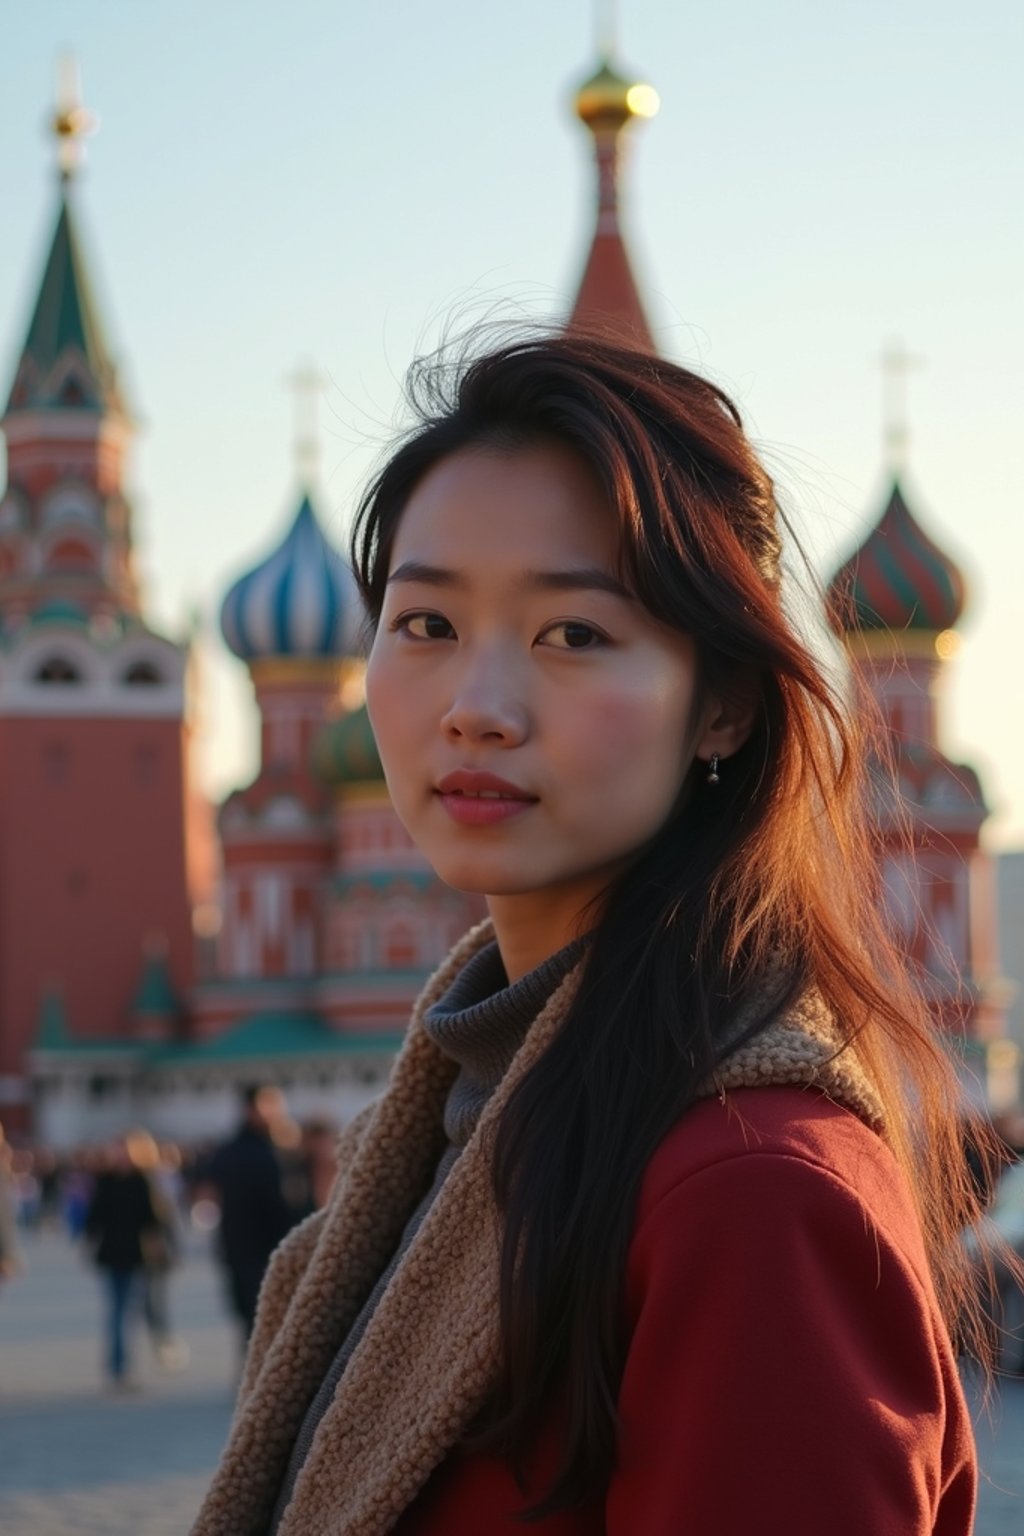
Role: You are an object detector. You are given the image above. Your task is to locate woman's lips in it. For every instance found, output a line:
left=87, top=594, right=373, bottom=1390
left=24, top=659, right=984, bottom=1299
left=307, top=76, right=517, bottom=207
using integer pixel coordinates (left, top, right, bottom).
left=437, top=791, right=537, bottom=827
left=434, top=770, right=538, bottom=827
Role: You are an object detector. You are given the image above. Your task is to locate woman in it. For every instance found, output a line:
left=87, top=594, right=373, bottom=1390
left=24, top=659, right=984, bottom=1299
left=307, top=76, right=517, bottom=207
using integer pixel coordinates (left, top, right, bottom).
left=193, top=334, right=992, bottom=1535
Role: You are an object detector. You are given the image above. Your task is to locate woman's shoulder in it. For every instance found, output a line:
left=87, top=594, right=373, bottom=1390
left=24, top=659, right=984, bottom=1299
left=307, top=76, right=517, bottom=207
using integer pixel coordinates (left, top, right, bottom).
left=651, top=1081, right=886, bottom=1166
left=625, top=1087, right=951, bottom=1364
left=635, top=1087, right=922, bottom=1266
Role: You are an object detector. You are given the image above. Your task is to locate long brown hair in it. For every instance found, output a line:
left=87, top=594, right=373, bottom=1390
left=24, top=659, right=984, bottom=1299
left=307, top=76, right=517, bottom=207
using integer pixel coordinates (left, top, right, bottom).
left=352, top=332, right=997, bottom=1514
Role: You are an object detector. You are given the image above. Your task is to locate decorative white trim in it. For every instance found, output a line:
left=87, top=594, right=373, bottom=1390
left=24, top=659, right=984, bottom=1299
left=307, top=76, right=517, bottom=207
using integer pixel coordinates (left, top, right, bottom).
left=0, top=628, right=186, bottom=716
left=3, top=411, right=131, bottom=448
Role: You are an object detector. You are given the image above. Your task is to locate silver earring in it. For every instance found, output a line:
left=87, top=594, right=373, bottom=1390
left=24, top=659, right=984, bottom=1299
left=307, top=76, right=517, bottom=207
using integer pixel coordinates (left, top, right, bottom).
left=706, top=753, right=721, bottom=785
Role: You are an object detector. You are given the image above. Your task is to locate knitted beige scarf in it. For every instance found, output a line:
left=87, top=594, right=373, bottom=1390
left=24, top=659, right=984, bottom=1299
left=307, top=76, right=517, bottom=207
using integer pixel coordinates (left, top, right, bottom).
left=191, top=920, right=884, bottom=1536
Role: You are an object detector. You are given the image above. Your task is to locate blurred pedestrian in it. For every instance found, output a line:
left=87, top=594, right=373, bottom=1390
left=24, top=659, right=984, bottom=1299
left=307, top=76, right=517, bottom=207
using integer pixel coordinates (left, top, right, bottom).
left=62, top=1151, right=96, bottom=1240
left=35, top=1148, right=62, bottom=1228
left=0, top=1121, right=22, bottom=1285
left=128, top=1129, right=189, bottom=1369
left=296, top=1116, right=339, bottom=1218
left=12, top=1149, right=40, bottom=1230
left=84, top=1131, right=162, bottom=1390
left=277, top=1115, right=338, bottom=1222
left=206, top=1085, right=294, bottom=1339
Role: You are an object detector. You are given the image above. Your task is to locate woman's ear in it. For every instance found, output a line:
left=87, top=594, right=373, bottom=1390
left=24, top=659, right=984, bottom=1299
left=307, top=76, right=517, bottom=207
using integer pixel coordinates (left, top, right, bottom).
left=694, top=689, right=758, bottom=768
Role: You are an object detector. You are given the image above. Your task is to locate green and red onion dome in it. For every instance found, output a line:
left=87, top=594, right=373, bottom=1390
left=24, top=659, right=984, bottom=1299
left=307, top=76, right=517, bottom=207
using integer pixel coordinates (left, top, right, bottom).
left=311, top=703, right=384, bottom=787
left=827, top=480, right=966, bottom=636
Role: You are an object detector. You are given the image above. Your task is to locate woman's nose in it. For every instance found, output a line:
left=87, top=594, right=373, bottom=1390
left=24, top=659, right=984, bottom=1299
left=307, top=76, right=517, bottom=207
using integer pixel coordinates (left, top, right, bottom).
left=440, top=658, right=528, bottom=746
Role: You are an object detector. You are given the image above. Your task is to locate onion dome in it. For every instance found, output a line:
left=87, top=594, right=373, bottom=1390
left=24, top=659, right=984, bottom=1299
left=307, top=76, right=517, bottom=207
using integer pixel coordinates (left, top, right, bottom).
left=311, top=704, right=385, bottom=787
left=574, top=59, right=660, bottom=133
left=827, top=479, right=966, bottom=637
left=220, top=493, right=361, bottom=662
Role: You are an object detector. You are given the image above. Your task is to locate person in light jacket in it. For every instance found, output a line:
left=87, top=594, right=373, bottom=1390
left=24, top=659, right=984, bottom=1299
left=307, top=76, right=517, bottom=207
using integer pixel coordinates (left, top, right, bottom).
left=193, top=333, right=1000, bottom=1536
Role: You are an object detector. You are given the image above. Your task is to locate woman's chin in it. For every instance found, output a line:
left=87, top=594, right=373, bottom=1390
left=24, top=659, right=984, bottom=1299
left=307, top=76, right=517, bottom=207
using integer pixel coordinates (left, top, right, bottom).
left=427, top=856, right=543, bottom=898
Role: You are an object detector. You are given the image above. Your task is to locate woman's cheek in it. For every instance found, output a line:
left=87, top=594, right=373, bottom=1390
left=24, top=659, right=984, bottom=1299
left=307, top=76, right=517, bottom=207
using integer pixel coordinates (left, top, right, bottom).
left=364, top=655, right=411, bottom=780
left=568, top=677, right=691, bottom=782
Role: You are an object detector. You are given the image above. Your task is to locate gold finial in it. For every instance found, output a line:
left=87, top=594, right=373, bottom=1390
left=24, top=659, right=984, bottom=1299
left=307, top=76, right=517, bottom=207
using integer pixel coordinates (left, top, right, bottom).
left=51, top=55, right=97, bottom=182
left=879, top=338, right=923, bottom=476
left=574, top=4, right=659, bottom=136
left=284, top=361, right=326, bottom=486
left=574, top=61, right=660, bottom=132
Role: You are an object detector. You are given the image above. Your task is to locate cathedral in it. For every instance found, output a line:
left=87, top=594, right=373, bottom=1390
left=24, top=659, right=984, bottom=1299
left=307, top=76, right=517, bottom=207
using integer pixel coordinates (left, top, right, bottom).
left=0, top=48, right=1012, bottom=1145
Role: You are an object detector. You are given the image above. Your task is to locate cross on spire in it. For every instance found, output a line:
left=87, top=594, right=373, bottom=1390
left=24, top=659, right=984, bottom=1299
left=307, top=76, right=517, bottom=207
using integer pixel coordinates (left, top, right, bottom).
left=596, top=0, right=618, bottom=56
left=284, top=362, right=325, bottom=487
left=51, top=55, right=97, bottom=183
left=880, top=337, right=923, bottom=476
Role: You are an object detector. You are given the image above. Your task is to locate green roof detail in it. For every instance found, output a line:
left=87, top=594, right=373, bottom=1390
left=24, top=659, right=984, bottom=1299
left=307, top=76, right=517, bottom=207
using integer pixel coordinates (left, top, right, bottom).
left=133, top=951, right=180, bottom=1019
left=333, top=869, right=436, bottom=896
left=148, top=1012, right=401, bottom=1065
left=5, top=193, right=122, bottom=416
left=34, top=1008, right=402, bottom=1064
left=29, top=599, right=91, bottom=630
left=35, top=988, right=70, bottom=1049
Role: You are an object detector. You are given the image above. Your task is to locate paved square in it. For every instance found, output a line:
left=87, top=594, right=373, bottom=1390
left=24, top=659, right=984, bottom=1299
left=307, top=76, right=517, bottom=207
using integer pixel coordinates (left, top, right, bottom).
left=1, top=1228, right=1022, bottom=1533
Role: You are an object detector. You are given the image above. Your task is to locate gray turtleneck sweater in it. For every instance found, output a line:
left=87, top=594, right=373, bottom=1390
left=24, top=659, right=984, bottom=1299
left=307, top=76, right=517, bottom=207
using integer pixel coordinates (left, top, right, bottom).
left=268, top=937, right=583, bottom=1533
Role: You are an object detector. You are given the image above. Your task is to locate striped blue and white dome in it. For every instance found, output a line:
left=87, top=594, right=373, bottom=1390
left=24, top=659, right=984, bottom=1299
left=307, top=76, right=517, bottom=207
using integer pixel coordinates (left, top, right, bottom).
left=220, top=493, right=362, bottom=662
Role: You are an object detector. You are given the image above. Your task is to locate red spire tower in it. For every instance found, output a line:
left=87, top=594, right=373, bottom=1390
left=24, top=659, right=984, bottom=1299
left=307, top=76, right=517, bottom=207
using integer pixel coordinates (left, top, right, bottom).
left=567, top=44, right=660, bottom=350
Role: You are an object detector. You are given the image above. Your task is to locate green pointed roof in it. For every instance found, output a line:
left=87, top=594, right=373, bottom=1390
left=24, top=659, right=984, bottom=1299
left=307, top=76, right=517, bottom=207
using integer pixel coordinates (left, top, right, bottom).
left=35, top=987, right=70, bottom=1049
left=133, top=951, right=180, bottom=1020
left=5, top=192, right=122, bottom=416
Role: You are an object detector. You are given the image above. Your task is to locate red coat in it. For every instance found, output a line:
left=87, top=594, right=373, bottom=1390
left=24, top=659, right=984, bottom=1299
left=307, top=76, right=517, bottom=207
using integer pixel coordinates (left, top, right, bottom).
left=394, top=1087, right=975, bottom=1535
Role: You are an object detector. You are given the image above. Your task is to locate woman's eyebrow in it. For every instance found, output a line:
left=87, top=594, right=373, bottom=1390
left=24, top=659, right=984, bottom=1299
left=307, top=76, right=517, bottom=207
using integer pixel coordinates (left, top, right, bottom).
left=387, top=561, right=463, bottom=588
left=387, top=560, right=630, bottom=600
left=520, top=567, right=632, bottom=600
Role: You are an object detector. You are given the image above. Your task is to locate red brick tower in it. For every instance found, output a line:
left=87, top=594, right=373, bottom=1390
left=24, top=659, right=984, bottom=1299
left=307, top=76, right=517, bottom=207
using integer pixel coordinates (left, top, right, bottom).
left=0, top=76, right=203, bottom=1128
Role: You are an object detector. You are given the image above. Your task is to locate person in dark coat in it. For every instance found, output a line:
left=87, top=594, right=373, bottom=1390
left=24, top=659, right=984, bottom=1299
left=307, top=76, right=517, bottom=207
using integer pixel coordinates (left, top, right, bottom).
left=207, top=1085, right=294, bottom=1337
left=84, top=1132, right=161, bottom=1388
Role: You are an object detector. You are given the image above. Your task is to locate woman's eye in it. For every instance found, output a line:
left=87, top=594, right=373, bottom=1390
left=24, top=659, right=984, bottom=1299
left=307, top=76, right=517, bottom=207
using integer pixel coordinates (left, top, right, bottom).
left=539, top=620, right=605, bottom=650
left=396, top=612, right=455, bottom=641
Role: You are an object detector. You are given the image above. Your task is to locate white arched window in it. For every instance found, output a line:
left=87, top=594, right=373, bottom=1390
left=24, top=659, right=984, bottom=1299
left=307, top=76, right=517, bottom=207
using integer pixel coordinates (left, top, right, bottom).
left=36, top=656, right=83, bottom=684
left=123, top=660, right=163, bottom=686
left=40, top=483, right=100, bottom=527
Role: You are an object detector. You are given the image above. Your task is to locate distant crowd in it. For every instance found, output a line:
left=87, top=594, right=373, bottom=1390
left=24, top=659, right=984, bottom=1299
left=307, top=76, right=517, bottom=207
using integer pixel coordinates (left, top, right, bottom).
left=0, top=1085, right=340, bottom=1390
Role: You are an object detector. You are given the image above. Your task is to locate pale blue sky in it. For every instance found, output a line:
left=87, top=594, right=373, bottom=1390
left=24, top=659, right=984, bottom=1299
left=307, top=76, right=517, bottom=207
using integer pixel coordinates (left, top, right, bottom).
left=2, top=0, right=1022, bottom=845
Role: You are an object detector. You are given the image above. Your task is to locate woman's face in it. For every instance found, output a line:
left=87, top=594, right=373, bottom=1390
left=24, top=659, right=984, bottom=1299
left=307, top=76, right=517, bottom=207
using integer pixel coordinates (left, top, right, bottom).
left=366, top=441, right=703, bottom=919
